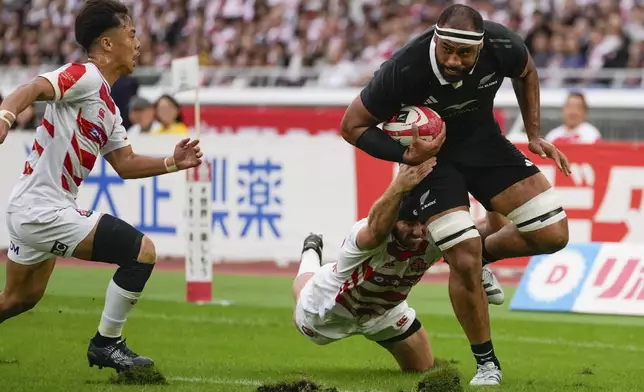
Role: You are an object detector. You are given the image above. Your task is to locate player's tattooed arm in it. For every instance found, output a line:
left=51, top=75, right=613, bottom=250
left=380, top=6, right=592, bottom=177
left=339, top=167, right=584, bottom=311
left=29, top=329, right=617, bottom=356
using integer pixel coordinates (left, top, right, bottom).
left=356, top=159, right=437, bottom=250
left=511, top=54, right=541, bottom=141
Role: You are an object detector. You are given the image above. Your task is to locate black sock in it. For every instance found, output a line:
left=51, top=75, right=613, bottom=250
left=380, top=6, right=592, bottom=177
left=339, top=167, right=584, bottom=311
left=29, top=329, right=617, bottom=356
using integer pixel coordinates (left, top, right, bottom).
left=471, top=340, right=500, bottom=369
left=92, top=331, right=120, bottom=347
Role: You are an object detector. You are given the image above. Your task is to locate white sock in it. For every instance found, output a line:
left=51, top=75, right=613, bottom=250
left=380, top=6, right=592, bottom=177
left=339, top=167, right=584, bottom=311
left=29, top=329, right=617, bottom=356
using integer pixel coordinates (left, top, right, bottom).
left=97, top=279, right=141, bottom=338
left=297, top=249, right=321, bottom=278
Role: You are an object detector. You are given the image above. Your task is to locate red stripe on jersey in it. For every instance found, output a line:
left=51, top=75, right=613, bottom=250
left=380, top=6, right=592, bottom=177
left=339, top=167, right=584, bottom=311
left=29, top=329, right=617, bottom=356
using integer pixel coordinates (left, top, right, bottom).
left=33, top=140, right=44, bottom=155
left=99, top=83, right=116, bottom=114
left=72, top=175, right=83, bottom=187
left=61, top=175, right=70, bottom=191
left=350, top=269, right=359, bottom=288
left=23, top=162, right=33, bottom=175
left=58, top=63, right=86, bottom=99
left=71, top=133, right=81, bottom=158
left=361, top=258, right=374, bottom=281
left=76, top=111, right=107, bottom=147
left=42, top=118, right=54, bottom=137
left=80, top=149, right=97, bottom=171
left=63, top=153, right=73, bottom=176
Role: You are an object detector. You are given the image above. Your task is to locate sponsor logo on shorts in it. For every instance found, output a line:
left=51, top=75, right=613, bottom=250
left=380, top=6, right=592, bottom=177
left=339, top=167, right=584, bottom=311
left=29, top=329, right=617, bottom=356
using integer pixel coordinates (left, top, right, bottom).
left=301, top=326, right=316, bottom=337
left=396, top=315, right=410, bottom=328
left=51, top=240, right=69, bottom=256
left=76, top=209, right=94, bottom=217
left=9, top=241, right=19, bottom=255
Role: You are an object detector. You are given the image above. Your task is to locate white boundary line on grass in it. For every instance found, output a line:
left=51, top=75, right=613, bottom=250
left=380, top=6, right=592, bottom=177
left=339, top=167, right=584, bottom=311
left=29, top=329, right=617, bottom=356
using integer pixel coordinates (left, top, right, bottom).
left=39, top=306, right=644, bottom=353
left=169, top=376, right=384, bottom=392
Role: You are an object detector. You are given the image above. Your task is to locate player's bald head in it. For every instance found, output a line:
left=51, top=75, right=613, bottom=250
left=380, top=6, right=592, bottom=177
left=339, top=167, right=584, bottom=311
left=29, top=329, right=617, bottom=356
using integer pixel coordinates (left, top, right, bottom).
left=437, top=4, right=484, bottom=34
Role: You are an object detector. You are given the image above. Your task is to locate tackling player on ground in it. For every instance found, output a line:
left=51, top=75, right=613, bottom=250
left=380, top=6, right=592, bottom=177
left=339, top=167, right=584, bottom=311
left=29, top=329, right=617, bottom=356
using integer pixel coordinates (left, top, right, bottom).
left=341, top=4, right=571, bottom=385
left=0, top=0, right=202, bottom=372
left=292, top=136, right=504, bottom=384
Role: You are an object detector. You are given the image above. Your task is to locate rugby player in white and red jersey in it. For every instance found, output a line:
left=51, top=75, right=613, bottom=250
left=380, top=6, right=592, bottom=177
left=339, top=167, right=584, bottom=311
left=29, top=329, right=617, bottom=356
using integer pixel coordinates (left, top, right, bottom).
left=292, top=148, right=504, bottom=385
left=0, top=0, right=202, bottom=372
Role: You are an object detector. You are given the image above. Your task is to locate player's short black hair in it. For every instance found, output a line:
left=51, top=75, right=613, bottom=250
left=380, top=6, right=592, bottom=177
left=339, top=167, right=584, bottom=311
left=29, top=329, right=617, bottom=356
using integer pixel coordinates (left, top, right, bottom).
left=75, top=0, right=130, bottom=53
left=437, top=4, right=484, bottom=34
left=567, top=92, right=588, bottom=111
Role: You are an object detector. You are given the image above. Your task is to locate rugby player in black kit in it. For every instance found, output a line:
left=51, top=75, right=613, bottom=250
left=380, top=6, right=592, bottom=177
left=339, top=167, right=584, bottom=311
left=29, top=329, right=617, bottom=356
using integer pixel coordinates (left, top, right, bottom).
left=341, top=4, right=571, bottom=386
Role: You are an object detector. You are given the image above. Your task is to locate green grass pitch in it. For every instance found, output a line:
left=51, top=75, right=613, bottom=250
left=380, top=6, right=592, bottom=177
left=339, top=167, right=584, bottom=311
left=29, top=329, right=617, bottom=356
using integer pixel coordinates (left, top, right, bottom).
left=1, top=264, right=644, bottom=392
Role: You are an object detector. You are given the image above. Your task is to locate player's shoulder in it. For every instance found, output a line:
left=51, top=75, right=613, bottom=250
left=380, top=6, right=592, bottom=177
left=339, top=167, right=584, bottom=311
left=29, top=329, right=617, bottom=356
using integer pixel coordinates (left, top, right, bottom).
left=385, top=28, right=435, bottom=74
left=483, top=21, right=526, bottom=50
left=59, top=62, right=103, bottom=88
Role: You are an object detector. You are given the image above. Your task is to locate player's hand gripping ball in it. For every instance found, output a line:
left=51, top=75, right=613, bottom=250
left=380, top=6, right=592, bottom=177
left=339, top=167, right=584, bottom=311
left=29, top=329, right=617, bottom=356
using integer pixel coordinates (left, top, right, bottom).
left=383, top=106, right=443, bottom=146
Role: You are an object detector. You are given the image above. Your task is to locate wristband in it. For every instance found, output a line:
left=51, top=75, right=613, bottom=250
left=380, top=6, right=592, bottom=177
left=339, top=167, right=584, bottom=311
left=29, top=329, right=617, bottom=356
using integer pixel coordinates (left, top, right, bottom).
left=0, top=110, right=16, bottom=127
left=164, top=156, right=178, bottom=173
left=355, top=126, right=407, bottom=163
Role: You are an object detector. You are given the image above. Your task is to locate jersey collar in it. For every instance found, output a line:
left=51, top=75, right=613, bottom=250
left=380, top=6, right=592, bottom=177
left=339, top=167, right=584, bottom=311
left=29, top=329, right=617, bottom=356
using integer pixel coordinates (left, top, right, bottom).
left=429, top=37, right=478, bottom=89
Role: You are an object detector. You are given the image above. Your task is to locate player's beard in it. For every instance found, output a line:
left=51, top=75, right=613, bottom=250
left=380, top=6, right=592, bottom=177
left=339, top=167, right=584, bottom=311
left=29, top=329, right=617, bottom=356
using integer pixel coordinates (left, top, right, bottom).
left=438, top=50, right=481, bottom=82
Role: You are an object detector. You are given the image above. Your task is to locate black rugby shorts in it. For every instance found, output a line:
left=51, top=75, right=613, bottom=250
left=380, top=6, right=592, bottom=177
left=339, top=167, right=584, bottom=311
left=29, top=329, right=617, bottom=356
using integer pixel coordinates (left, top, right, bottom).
left=408, top=132, right=541, bottom=218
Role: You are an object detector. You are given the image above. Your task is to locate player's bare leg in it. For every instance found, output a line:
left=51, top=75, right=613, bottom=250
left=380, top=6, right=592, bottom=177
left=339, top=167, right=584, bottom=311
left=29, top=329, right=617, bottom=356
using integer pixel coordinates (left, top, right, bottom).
left=74, top=214, right=156, bottom=372
left=0, top=258, right=56, bottom=323
left=428, top=207, right=502, bottom=385
left=292, top=233, right=323, bottom=303
left=378, top=326, right=434, bottom=372
left=481, top=173, right=569, bottom=262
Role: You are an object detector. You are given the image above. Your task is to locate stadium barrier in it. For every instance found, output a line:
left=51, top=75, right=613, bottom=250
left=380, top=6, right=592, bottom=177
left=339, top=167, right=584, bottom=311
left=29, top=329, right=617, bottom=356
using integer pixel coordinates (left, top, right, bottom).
left=511, top=243, right=644, bottom=316
left=1, top=132, right=642, bottom=270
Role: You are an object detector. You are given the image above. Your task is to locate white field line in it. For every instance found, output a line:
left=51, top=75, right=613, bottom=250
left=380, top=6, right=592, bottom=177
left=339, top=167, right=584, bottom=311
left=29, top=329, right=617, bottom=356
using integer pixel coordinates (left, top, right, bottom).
left=168, top=376, right=384, bottom=392
left=37, top=306, right=644, bottom=353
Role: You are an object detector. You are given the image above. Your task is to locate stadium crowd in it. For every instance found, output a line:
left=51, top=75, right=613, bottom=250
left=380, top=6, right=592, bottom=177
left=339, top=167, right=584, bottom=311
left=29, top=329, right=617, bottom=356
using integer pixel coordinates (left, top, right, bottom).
left=0, top=0, right=643, bottom=87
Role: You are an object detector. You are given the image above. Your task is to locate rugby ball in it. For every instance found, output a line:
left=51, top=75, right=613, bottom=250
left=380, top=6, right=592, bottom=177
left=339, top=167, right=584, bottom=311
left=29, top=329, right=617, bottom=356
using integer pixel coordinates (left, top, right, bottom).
left=383, top=106, right=443, bottom=146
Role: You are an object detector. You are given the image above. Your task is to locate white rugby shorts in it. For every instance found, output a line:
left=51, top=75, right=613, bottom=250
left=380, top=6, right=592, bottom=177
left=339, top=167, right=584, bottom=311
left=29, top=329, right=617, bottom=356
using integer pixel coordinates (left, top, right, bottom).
left=6, top=206, right=101, bottom=265
left=294, top=277, right=417, bottom=345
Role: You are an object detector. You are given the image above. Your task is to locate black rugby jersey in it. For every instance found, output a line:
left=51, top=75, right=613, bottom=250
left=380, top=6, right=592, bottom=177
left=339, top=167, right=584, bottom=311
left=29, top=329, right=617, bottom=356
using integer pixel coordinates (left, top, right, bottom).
left=360, top=21, right=529, bottom=154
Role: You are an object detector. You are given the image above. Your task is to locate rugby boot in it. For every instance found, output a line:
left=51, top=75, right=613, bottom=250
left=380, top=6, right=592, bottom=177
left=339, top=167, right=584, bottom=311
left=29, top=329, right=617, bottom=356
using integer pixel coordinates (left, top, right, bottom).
left=482, top=265, right=505, bottom=305
left=87, top=337, right=154, bottom=372
left=302, top=233, right=324, bottom=261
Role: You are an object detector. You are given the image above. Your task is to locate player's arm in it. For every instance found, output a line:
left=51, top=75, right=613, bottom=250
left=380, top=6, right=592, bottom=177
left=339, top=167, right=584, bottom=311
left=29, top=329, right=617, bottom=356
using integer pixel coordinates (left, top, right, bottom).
left=342, top=60, right=444, bottom=166
left=104, top=120, right=203, bottom=179
left=0, top=77, right=55, bottom=142
left=355, top=156, right=437, bottom=250
left=511, top=54, right=540, bottom=142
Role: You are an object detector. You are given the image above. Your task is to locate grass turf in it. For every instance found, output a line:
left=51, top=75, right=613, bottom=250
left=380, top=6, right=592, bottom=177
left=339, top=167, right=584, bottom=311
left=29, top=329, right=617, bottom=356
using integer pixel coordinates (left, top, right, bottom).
left=1, top=264, right=644, bottom=392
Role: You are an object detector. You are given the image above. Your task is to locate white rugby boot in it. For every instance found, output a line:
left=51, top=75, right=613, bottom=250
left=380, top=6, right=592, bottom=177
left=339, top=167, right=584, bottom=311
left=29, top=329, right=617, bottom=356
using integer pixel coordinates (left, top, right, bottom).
left=482, top=265, right=505, bottom=305
left=470, top=361, right=502, bottom=386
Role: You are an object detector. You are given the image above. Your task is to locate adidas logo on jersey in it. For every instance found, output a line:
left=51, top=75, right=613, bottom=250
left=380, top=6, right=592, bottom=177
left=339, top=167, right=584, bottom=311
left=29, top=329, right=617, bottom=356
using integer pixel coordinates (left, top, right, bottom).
left=423, top=96, right=438, bottom=105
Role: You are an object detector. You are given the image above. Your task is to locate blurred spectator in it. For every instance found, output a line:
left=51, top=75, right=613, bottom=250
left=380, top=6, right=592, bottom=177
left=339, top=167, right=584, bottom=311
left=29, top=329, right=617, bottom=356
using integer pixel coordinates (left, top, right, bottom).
left=11, top=103, right=38, bottom=131
left=0, top=1, right=643, bottom=88
left=151, top=94, right=188, bottom=135
left=127, top=96, right=160, bottom=135
left=545, top=92, right=601, bottom=144
left=111, top=75, right=140, bottom=130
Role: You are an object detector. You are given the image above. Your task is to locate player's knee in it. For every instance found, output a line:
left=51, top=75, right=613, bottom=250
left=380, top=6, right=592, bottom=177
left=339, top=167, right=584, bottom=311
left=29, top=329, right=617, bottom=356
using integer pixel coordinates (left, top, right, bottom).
left=507, top=188, right=568, bottom=253
left=444, top=238, right=482, bottom=288
left=136, top=236, right=157, bottom=265
left=525, top=219, right=569, bottom=254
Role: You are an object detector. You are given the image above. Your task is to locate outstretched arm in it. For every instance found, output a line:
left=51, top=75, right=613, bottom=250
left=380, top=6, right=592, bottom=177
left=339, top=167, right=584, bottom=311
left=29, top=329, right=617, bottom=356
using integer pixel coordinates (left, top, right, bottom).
left=105, top=138, right=203, bottom=179
left=355, top=156, right=437, bottom=250
left=0, top=77, right=55, bottom=143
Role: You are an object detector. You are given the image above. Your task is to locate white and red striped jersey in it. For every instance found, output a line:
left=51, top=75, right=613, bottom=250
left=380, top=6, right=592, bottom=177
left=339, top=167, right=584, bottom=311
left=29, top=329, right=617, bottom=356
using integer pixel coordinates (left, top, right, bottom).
left=309, top=218, right=443, bottom=321
left=7, top=62, right=130, bottom=212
